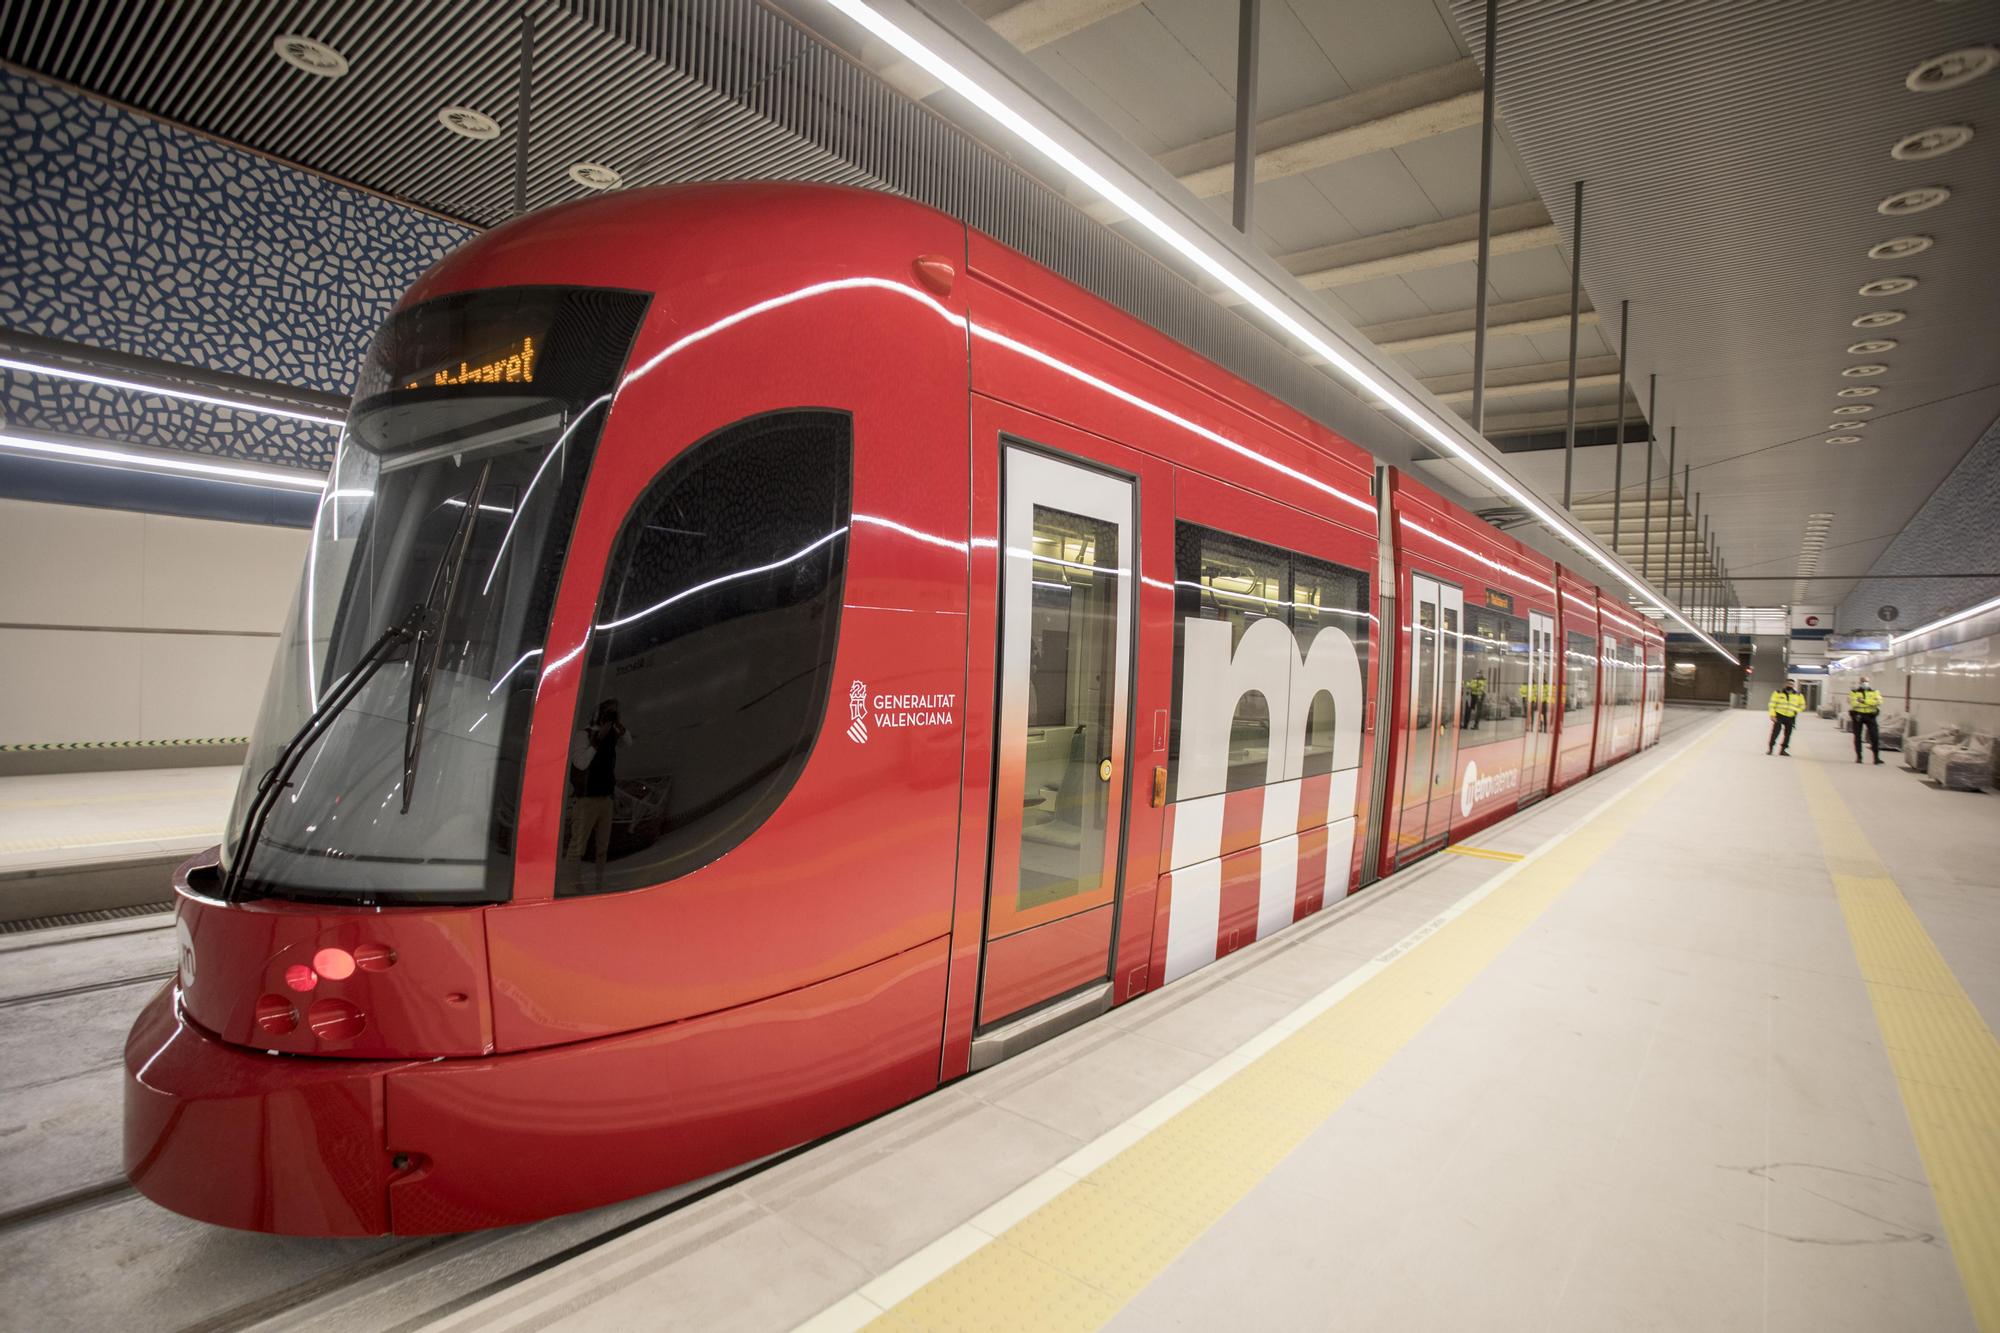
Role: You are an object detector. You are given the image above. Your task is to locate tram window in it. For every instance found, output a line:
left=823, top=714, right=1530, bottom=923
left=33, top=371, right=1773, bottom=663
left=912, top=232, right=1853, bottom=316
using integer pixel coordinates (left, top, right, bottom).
left=1564, top=630, right=1596, bottom=715
left=1292, top=556, right=1369, bottom=778
left=1462, top=607, right=1529, bottom=743
left=1169, top=523, right=1370, bottom=796
left=558, top=410, right=853, bottom=897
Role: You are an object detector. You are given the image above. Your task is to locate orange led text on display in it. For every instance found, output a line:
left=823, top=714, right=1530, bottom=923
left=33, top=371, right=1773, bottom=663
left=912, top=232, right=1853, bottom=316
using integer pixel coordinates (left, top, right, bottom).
left=406, top=336, right=537, bottom=388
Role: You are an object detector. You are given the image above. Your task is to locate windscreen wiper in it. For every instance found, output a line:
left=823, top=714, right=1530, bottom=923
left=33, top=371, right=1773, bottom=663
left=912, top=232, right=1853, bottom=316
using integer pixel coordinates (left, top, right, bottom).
left=220, top=607, right=422, bottom=902
left=400, top=463, right=493, bottom=812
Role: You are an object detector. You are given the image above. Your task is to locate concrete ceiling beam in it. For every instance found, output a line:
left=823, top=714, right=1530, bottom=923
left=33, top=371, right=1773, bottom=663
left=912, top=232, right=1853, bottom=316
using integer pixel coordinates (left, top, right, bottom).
left=1161, top=60, right=1486, bottom=199
left=986, top=0, right=1145, bottom=51
left=1274, top=201, right=1554, bottom=289
left=1364, top=294, right=1598, bottom=354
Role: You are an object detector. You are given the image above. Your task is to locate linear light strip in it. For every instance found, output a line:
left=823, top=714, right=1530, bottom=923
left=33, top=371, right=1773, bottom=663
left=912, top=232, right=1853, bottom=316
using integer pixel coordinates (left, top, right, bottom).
left=0, top=355, right=346, bottom=426
left=1890, top=592, right=2000, bottom=648
left=822, top=0, right=1738, bottom=665
left=0, top=432, right=329, bottom=491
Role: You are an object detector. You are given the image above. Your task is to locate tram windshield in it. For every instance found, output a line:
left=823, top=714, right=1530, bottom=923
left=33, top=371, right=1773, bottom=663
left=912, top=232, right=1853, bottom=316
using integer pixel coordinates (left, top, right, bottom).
left=222, top=287, right=648, bottom=903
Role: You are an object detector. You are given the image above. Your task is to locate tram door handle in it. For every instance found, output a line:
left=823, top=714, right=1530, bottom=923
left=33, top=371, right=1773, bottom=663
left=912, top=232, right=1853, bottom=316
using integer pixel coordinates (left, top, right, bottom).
left=1098, top=757, right=1114, bottom=783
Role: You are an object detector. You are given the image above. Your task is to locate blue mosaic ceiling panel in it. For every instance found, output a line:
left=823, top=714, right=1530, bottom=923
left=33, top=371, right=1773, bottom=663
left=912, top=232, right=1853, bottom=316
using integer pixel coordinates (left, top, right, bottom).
left=2, top=68, right=470, bottom=422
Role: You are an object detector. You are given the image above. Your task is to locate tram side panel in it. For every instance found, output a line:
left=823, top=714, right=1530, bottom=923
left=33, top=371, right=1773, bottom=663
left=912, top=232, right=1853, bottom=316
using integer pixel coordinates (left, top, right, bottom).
left=961, top=233, right=1381, bottom=1007
left=1552, top=570, right=1601, bottom=790
left=1375, top=473, right=1561, bottom=868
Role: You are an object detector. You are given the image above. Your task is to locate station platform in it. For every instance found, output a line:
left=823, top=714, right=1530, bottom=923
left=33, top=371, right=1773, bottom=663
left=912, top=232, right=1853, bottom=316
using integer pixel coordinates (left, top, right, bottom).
left=2, top=706, right=1994, bottom=1331
left=426, top=705, right=1999, bottom=1333
left=0, top=766, right=235, bottom=923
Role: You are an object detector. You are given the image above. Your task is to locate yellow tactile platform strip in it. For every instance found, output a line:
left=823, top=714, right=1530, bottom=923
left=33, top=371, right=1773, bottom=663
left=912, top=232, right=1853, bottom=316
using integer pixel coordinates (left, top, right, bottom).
left=854, top=727, right=1728, bottom=1332
left=1799, top=762, right=2000, bottom=1333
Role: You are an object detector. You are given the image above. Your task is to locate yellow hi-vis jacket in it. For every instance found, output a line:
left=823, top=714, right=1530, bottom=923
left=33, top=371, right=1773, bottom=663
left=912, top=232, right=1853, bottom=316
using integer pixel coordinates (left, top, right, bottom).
left=1769, top=690, right=1807, bottom=719
left=1849, top=687, right=1883, bottom=716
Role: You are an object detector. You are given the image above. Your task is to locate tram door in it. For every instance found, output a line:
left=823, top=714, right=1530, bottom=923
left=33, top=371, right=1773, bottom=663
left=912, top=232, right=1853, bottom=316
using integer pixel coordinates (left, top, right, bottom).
left=1394, top=575, right=1464, bottom=864
left=1521, top=610, right=1556, bottom=803
left=977, top=444, right=1135, bottom=1032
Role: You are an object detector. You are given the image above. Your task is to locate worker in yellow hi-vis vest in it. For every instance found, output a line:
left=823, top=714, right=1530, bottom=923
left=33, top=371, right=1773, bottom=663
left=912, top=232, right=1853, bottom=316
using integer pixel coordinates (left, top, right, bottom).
left=1767, top=679, right=1807, bottom=756
left=1849, top=675, right=1885, bottom=765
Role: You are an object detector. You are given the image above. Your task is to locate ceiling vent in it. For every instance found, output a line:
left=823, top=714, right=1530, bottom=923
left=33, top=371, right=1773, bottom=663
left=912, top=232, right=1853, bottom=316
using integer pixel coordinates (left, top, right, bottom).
left=1841, top=364, right=1889, bottom=378
left=1905, top=46, right=1998, bottom=93
left=1837, top=386, right=1881, bottom=397
left=1868, top=235, right=1932, bottom=261
left=1832, top=404, right=1875, bottom=416
left=1878, top=186, right=1951, bottom=216
left=438, top=106, right=500, bottom=141
left=1846, top=339, right=1897, bottom=355
left=1891, top=125, right=1973, bottom=160
left=1824, top=436, right=1862, bottom=445
left=271, top=34, right=349, bottom=78
left=568, top=162, right=622, bottom=190
left=1825, top=420, right=1869, bottom=430
left=1852, top=310, right=1906, bottom=328
left=1792, top=513, right=1835, bottom=603
left=1857, top=276, right=1918, bottom=297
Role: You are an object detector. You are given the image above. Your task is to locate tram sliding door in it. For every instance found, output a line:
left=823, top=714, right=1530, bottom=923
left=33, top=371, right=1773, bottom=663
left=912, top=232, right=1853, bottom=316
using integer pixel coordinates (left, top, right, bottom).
left=1394, top=575, right=1464, bottom=864
left=1520, top=610, right=1556, bottom=803
left=977, top=444, right=1135, bottom=1032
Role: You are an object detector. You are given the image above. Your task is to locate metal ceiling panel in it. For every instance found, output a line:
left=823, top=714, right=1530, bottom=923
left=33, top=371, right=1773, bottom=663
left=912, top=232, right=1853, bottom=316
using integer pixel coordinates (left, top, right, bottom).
left=1445, top=0, right=2000, bottom=607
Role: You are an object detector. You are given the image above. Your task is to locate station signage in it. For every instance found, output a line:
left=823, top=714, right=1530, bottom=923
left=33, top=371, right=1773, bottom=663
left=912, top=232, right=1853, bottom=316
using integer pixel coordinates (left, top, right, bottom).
left=1483, top=589, right=1516, bottom=614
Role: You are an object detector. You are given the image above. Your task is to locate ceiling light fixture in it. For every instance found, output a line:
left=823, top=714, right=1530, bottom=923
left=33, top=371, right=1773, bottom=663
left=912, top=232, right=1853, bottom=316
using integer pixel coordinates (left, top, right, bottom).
left=0, top=431, right=328, bottom=491
left=1841, top=364, right=1889, bottom=377
left=1824, top=436, right=1862, bottom=445
left=568, top=162, right=622, bottom=190
left=1836, top=386, right=1881, bottom=397
left=1878, top=186, right=1951, bottom=216
left=438, top=106, right=501, bottom=140
left=272, top=34, right=349, bottom=77
left=1857, top=276, right=1918, bottom=297
left=817, top=0, right=1737, bottom=663
left=1905, top=46, right=1998, bottom=93
left=1891, top=124, right=1974, bottom=160
left=1867, top=235, right=1932, bottom=260
left=1853, top=310, right=1906, bottom=328
left=1846, top=339, right=1897, bottom=355
left=1833, top=404, right=1875, bottom=415
left=0, top=354, right=345, bottom=425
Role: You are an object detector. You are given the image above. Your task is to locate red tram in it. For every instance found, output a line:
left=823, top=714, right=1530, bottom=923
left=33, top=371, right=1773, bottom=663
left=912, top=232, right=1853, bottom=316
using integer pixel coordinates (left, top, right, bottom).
left=124, top=184, right=1667, bottom=1235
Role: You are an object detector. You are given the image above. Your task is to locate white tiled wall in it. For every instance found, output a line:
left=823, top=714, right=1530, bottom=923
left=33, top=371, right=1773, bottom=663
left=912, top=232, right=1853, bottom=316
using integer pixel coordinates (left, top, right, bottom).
left=1829, top=621, right=2000, bottom=741
left=0, top=499, right=306, bottom=744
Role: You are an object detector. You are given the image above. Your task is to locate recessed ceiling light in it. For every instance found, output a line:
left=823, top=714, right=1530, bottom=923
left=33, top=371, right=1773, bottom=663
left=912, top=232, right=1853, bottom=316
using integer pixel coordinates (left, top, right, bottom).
left=1842, top=364, right=1889, bottom=378
left=1891, top=125, right=1974, bottom=160
left=1833, top=404, right=1875, bottom=415
left=568, top=162, right=622, bottom=190
left=1824, top=436, right=1862, bottom=445
left=1857, top=276, right=1918, bottom=297
left=272, top=34, right=349, bottom=77
left=1868, top=235, right=1932, bottom=261
left=438, top=106, right=501, bottom=140
left=1852, top=310, right=1906, bottom=328
left=1905, top=46, right=1998, bottom=93
left=1846, top=339, right=1897, bottom=355
left=1878, top=186, right=1950, bottom=216
left=1837, top=386, right=1881, bottom=397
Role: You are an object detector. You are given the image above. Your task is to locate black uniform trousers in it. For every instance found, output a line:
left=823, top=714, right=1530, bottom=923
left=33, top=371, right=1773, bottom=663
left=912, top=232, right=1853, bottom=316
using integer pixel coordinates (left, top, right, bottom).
left=1768, top=715, right=1796, bottom=753
left=1853, top=712, right=1880, bottom=761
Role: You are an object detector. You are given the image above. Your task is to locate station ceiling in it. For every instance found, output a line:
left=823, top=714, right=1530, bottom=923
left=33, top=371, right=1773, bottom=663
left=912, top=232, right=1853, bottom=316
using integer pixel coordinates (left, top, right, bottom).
left=4, top=0, right=1995, bottom=614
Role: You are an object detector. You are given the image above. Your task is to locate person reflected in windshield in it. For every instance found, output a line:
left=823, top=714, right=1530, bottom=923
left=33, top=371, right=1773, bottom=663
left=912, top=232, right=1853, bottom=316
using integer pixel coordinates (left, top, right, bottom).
left=567, top=698, right=628, bottom=868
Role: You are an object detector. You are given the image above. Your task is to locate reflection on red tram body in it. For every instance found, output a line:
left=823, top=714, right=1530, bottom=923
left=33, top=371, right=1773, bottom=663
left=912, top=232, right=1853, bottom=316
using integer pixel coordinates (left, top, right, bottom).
left=124, top=182, right=1673, bottom=1235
